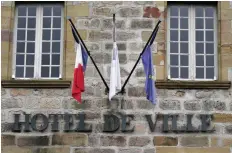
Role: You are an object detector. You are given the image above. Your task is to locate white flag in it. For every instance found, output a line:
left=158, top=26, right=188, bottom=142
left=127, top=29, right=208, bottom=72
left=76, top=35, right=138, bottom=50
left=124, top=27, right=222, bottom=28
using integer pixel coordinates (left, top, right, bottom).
left=109, top=42, right=121, bottom=100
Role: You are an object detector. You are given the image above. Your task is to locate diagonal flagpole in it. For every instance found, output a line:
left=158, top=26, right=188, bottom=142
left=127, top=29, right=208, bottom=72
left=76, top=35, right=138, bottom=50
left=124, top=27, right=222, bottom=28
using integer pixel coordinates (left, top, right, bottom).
left=67, top=17, right=109, bottom=93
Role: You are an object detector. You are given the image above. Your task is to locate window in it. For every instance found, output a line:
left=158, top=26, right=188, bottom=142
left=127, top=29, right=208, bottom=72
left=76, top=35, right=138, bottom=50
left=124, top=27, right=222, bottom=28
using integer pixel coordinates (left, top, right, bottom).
left=167, top=4, right=217, bottom=80
left=13, top=4, right=63, bottom=79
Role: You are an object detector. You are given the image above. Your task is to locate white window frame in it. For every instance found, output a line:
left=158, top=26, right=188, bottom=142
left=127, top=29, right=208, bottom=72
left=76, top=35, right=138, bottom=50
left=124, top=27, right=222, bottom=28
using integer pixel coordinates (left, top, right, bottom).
left=167, top=4, right=218, bottom=81
left=12, top=3, right=64, bottom=80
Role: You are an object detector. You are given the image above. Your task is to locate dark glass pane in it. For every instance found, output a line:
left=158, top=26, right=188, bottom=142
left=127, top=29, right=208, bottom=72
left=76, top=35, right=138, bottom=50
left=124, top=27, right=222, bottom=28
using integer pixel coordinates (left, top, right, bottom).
left=16, top=54, right=24, bottom=65
left=28, top=6, right=36, bottom=16
left=27, top=30, right=35, bottom=41
left=26, top=67, right=34, bottom=78
left=17, top=42, right=25, bottom=53
left=196, top=31, right=204, bottom=41
left=170, top=55, right=178, bottom=66
left=195, top=7, right=204, bottom=17
left=52, top=30, right=61, bottom=40
left=170, top=30, right=178, bottom=41
left=170, top=18, right=178, bottom=29
left=206, top=55, right=214, bottom=66
left=180, top=55, right=188, bottom=66
left=205, top=19, right=213, bottom=29
left=205, top=7, right=214, bottom=17
left=42, top=54, right=50, bottom=65
left=18, top=18, right=26, bottom=28
left=170, top=67, right=178, bottom=78
left=41, top=67, right=49, bottom=77
left=52, top=54, right=60, bottom=65
left=180, top=43, right=188, bottom=53
left=180, top=67, right=188, bottom=79
left=26, top=55, right=34, bottom=65
left=16, top=67, right=24, bottom=77
left=206, top=31, right=214, bottom=41
left=42, top=42, right=50, bottom=53
left=27, top=18, right=36, bottom=28
left=196, top=18, right=204, bottom=29
left=43, top=18, right=51, bottom=28
left=17, top=30, right=25, bottom=40
left=53, top=6, right=61, bottom=16
left=26, top=42, right=35, bottom=53
left=196, top=55, right=204, bottom=66
left=51, top=67, right=59, bottom=77
left=180, top=18, right=188, bottom=29
left=206, top=68, right=214, bottom=79
left=53, top=18, right=61, bottom=28
left=52, top=42, right=60, bottom=53
left=18, top=6, right=26, bottom=16
left=42, top=30, right=51, bottom=40
left=196, top=43, right=204, bottom=54
left=206, top=43, right=214, bottom=54
left=196, top=68, right=204, bottom=79
left=170, top=42, right=178, bottom=53
left=43, top=7, right=52, bottom=16
left=180, top=7, right=188, bottom=17
left=170, top=6, right=178, bottom=16
left=180, top=30, right=188, bottom=41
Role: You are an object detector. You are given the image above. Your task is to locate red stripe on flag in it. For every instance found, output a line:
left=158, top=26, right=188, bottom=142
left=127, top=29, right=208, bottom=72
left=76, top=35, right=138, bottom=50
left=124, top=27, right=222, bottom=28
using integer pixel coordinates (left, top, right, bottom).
left=72, top=63, right=84, bottom=103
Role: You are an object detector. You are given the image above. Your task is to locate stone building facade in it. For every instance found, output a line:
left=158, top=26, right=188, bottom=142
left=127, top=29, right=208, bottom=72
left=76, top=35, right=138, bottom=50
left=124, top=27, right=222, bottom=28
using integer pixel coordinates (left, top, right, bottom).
left=1, top=1, right=232, bottom=153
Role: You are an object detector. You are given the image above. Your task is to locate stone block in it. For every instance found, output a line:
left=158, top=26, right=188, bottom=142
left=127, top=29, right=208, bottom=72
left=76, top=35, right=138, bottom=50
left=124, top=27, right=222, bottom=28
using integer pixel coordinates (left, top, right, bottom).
left=24, top=96, right=40, bottom=109
left=136, top=67, right=145, bottom=77
left=136, top=100, right=156, bottom=109
left=153, top=54, right=165, bottom=66
left=202, top=100, right=226, bottom=111
left=34, top=147, right=70, bottom=153
left=86, top=42, right=101, bottom=52
left=119, top=148, right=142, bottom=153
left=144, top=149, right=155, bottom=153
left=119, top=53, right=127, bottom=64
left=134, top=1, right=154, bottom=5
left=143, top=6, right=161, bottom=18
left=130, top=19, right=153, bottom=29
left=179, top=136, right=209, bottom=147
left=52, top=133, right=88, bottom=146
left=88, top=134, right=99, bottom=147
left=129, top=136, right=151, bottom=147
left=102, top=19, right=126, bottom=30
left=156, top=147, right=229, bottom=153
left=155, top=66, right=164, bottom=80
left=135, top=122, right=148, bottom=134
left=184, top=100, right=201, bottom=111
left=211, top=137, right=232, bottom=147
left=1, top=146, right=33, bottom=153
left=88, top=31, right=112, bottom=41
left=1, top=6, right=12, bottom=17
left=121, top=99, right=134, bottom=109
left=213, top=113, right=232, bottom=123
left=2, top=97, right=23, bottom=109
left=17, top=136, right=49, bottom=146
left=105, top=42, right=126, bottom=51
left=74, top=148, right=116, bottom=153
left=1, top=135, right=15, bottom=146
left=118, top=7, right=142, bottom=17
left=39, top=98, right=62, bottom=109
left=100, top=136, right=126, bottom=146
left=67, top=4, right=89, bottom=17
left=10, top=89, right=32, bottom=96
left=225, top=125, right=232, bottom=134
left=76, top=111, right=101, bottom=120
left=159, top=100, right=181, bottom=110
left=153, top=136, right=178, bottom=146
left=116, top=31, right=138, bottom=41
left=128, top=86, right=146, bottom=97
left=1, top=123, right=13, bottom=132
left=92, top=7, right=112, bottom=17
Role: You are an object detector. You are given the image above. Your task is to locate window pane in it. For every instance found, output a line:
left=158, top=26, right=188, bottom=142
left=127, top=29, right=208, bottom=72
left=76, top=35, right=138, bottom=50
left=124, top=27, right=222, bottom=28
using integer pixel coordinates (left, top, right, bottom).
left=28, top=6, right=36, bottom=16
left=18, top=18, right=26, bottom=28
left=42, top=55, right=50, bottom=65
left=26, top=55, right=34, bottom=65
left=43, top=7, right=52, bottom=16
left=52, top=42, right=60, bottom=53
left=206, top=31, right=214, bottom=41
left=170, top=67, right=178, bottom=78
left=170, top=18, right=178, bottom=29
left=170, top=30, right=178, bottom=41
left=27, top=30, right=35, bottom=41
left=16, top=67, right=24, bottom=77
left=53, top=6, right=61, bottom=16
left=170, top=6, right=178, bottom=17
left=196, top=55, right=204, bottom=66
left=52, top=54, right=60, bottom=65
left=43, top=18, right=51, bottom=28
left=180, top=18, right=188, bottom=29
left=196, top=18, right=204, bottom=29
left=52, top=30, right=61, bottom=40
left=180, top=7, right=188, bottom=17
left=180, top=30, right=188, bottom=41
left=51, top=67, right=59, bottom=77
left=205, top=19, right=213, bottom=29
left=42, top=30, right=51, bottom=40
left=196, top=43, right=204, bottom=54
left=195, top=7, right=204, bottom=17
left=206, top=68, right=214, bottom=79
left=180, top=67, right=188, bottom=78
left=17, top=30, right=25, bottom=40
left=17, top=42, right=25, bottom=53
left=196, top=68, right=204, bottom=79
left=41, top=67, right=49, bottom=77
left=170, top=55, right=178, bottom=66
left=206, top=43, right=214, bottom=54
left=26, top=42, right=35, bottom=53
left=170, top=42, right=178, bottom=53
left=196, top=31, right=204, bottom=41
left=28, top=18, right=36, bottom=28
left=205, top=7, right=214, bottom=17
left=16, top=54, right=24, bottom=65
left=180, top=55, right=188, bottom=66
left=206, top=55, right=214, bottom=66
left=26, top=67, right=34, bottom=78
left=42, top=42, right=50, bottom=53
left=180, top=43, right=188, bottom=53
left=53, top=18, right=61, bottom=28
left=18, top=6, right=26, bottom=16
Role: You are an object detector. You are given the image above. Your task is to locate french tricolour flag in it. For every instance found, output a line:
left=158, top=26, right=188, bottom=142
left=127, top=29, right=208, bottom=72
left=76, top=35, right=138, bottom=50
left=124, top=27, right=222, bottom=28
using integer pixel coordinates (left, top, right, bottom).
left=70, top=24, right=88, bottom=103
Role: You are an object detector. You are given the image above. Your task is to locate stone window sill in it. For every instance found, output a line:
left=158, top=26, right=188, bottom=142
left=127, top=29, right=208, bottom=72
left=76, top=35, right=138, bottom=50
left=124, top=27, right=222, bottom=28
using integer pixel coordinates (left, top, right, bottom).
left=155, top=81, right=231, bottom=89
left=1, top=80, right=71, bottom=88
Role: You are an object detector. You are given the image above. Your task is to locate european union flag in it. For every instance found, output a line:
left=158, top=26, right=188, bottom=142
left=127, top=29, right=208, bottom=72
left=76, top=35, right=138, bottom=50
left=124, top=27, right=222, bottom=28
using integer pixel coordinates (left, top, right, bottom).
left=141, top=44, right=156, bottom=104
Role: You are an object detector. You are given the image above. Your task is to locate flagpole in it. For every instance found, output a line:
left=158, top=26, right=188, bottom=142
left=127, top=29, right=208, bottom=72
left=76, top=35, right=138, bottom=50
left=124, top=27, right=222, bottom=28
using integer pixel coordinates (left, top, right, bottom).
left=119, top=20, right=161, bottom=94
left=113, top=13, right=116, bottom=42
left=67, top=17, right=109, bottom=93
